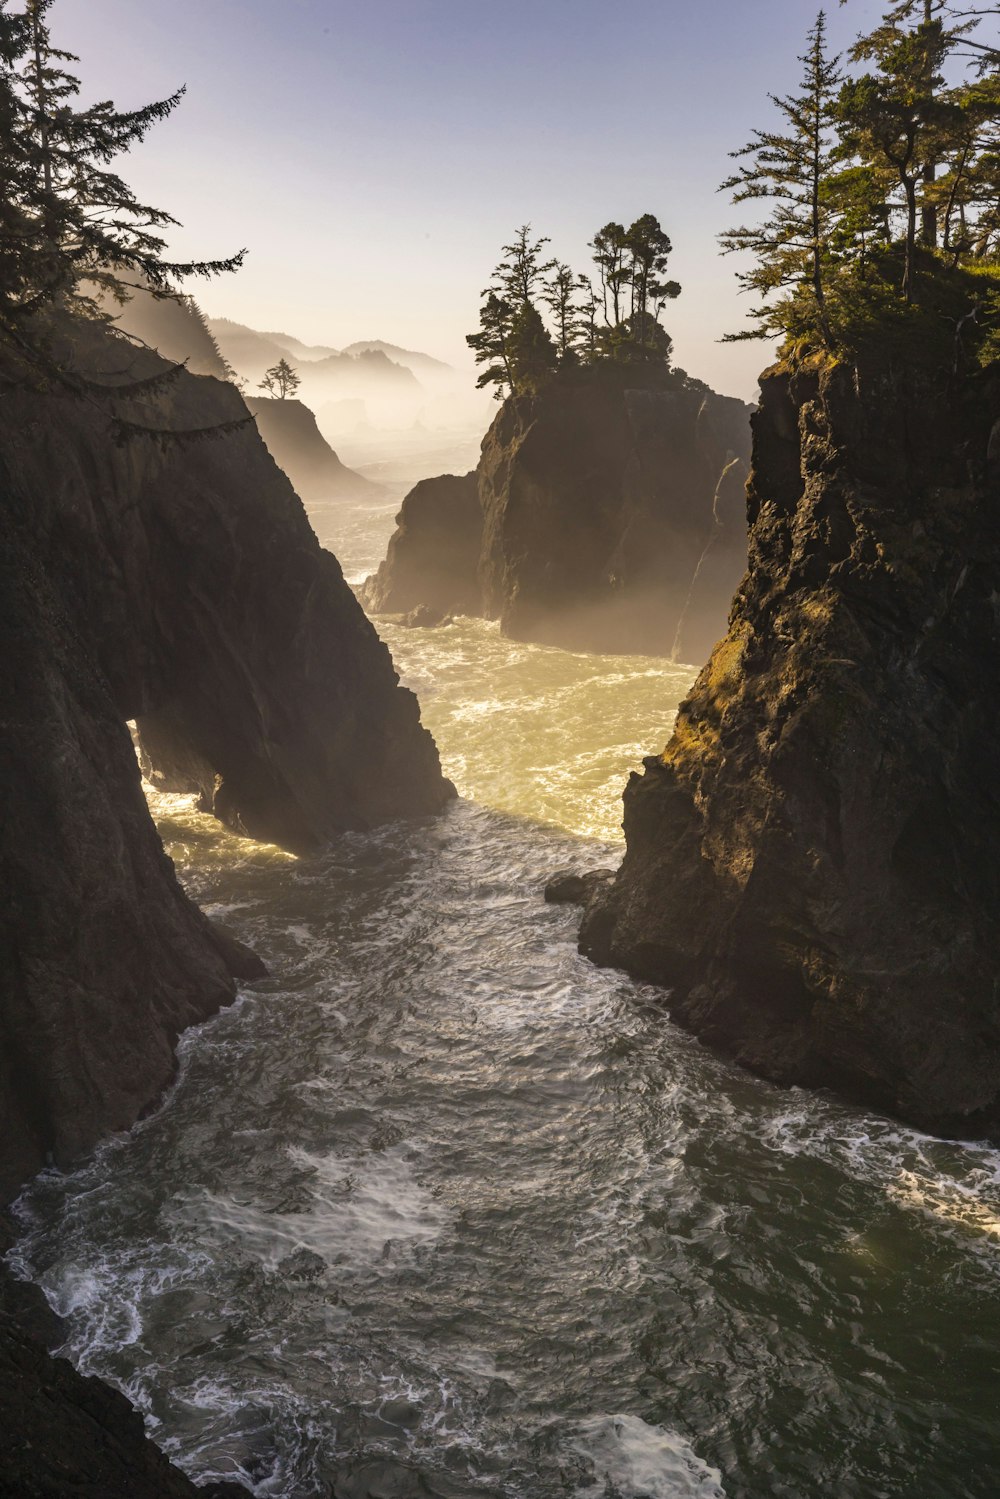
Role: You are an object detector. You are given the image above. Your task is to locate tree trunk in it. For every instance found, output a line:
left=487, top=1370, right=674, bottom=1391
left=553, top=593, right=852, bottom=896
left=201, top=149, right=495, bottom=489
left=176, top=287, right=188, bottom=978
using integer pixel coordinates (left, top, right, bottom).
left=903, top=176, right=918, bottom=301
left=30, top=2, right=52, bottom=196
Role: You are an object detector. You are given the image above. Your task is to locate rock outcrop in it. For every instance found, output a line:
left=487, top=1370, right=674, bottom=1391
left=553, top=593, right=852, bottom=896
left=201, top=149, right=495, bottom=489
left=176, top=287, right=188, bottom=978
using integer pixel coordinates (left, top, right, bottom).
left=361, top=472, right=481, bottom=617
left=0, top=315, right=452, bottom=1198
left=247, top=395, right=375, bottom=500
left=0, top=1245, right=250, bottom=1498
left=0, top=1229, right=248, bottom=1499
left=581, top=356, right=1000, bottom=1137
left=478, top=369, right=751, bottom=660
left=362, top=367, right=752, bottom=662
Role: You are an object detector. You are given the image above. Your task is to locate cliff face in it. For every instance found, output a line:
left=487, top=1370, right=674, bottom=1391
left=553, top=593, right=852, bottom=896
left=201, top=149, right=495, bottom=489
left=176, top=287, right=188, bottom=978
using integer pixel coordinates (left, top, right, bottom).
left=362, top=369, right=752, bottom=662
left=360, top=471, right=481, bottom=617
left=0, top=317, right=452, bottom=1198
left=2, top=322, right=452, bottom=854
left=581, top=357, right=1000, bottom=1136
left=246, top=395, right=375, bottom=501
left=477, top=372, right=752, bottom=660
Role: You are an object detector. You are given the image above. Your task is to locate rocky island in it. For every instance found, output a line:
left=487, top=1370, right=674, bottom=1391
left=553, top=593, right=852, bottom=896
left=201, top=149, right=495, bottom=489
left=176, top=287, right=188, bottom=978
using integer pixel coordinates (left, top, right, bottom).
left=578, top=353, right=1000, bottom=1136
left=363, top=366, right=752, bottom=662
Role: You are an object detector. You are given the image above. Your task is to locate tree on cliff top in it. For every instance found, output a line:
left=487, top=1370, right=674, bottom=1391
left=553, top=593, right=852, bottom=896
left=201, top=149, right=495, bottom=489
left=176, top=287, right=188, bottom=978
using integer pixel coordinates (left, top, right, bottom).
left=0, top=0, right=244, bottom=385
left=259, top=358, right=300, bottom=399
left=720, top=10, right=843, bottom=344
left=724, top=2, right=1000, bottom=361
left=469, top=214, right=680, bottom=397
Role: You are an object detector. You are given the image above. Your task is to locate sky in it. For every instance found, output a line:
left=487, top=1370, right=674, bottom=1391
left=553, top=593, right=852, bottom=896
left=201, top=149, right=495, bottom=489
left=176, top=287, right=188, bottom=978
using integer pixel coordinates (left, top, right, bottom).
left=56, top=0, right=885, bottom=401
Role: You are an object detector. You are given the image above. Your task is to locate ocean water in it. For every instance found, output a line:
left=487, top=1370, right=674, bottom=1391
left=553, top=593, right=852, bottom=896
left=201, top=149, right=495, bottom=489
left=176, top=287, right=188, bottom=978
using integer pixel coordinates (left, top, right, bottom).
left=10, top=450, right=1000, bottom=1498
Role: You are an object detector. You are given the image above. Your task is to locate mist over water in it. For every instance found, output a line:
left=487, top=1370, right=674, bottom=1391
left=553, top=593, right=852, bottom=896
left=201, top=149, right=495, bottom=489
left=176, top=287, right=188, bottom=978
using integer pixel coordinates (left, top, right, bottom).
left=11, top=446, right=1000, bottom=1498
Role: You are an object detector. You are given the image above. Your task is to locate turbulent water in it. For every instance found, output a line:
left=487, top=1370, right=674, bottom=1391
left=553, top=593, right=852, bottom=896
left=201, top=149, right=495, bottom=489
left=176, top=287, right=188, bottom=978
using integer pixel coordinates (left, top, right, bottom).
left=10, top=451, right=1000, bottom=1499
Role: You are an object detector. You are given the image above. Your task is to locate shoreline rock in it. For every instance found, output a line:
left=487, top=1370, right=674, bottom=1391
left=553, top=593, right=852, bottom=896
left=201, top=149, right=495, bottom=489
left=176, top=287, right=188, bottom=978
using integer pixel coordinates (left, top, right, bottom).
left=580, top=356, right=1000, bottom=1138
left=362, top=367, right=753, bottom=664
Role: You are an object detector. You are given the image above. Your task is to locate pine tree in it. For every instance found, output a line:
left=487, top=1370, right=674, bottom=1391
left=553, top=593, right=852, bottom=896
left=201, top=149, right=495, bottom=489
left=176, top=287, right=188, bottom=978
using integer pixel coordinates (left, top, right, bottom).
left=624, top=214, right=680, bottom=352
left=0, top=0, right=243, bottom=367
left=495, top=224, right=554, bottom=305
left=720, top=10, right=842, bottom=342
left=837, top=7, right=962, bottom=299
left=259, top=357, right=300, bottom=399
left=590, top=221, right=630, bottom=328
left=575, top=275, right=600, bottom=360
left=466, top=289, right=515, bottom=398
left=541, top=261, right=579, bottom=362
left=506, top=300, right=557, bottom=394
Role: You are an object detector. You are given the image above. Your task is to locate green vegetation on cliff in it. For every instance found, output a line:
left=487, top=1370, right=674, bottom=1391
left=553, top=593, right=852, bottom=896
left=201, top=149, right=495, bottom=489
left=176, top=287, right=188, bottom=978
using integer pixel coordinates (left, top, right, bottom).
left=466, top=215, right=681, bottom=399
left=0, top=0, right=242, bottom=387
left=723, top=1, right=1000, bottom=369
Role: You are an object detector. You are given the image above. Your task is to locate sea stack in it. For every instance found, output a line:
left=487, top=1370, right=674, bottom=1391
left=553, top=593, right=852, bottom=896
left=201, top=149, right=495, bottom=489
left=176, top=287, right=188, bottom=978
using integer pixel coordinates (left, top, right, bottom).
left=581, top=355, right=1000, bottom=1137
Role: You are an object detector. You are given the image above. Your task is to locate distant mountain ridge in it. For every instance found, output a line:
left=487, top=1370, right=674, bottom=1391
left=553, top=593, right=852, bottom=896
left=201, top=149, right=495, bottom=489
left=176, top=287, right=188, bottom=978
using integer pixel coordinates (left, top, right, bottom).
left=207, top=318, right=450, bottom=383
left=341, top=340, right=452, bottom=375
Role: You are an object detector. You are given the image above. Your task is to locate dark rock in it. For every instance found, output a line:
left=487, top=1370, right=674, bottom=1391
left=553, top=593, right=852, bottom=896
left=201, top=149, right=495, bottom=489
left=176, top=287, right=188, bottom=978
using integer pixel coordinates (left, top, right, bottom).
left=477, top=367, right=752, bottom=660
left=0, top=313, right=453, bottom=1199
left=361, top=472, right=482, bottom=618
left=0, top=1259, right=252, bottom=1498
left=207, top=921, right=268, bottom=980
left=544, top=868, right=616, bottom=905
left=362, top=369, right=751, bottom=664
left=402, top=604, right=451, bottom=629
left=247, top=395, right=376, bottom=500
left=581, top=356, right=1000, bottom=1137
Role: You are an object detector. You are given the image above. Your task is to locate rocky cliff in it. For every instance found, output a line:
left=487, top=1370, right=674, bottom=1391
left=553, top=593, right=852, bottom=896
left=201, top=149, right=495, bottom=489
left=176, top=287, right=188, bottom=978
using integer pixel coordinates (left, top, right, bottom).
left=361, top=471, right=481, bottom=618
left=363, top=367, right=752, bottom=662
left=0, top=315, right=452, bottom=1199
left=247, top=395, right=375, bottom=501
left=581, top=356, right=1000, bottom=1136
left=478, top=370, right=751, bottom=659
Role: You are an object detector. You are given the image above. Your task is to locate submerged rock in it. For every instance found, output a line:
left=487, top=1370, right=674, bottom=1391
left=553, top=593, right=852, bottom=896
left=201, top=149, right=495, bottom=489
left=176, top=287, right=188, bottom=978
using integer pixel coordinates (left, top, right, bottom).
left=582, top=356, right=1000, bottom=1137
left=544, top=868, right=616, bottom=905
left=361, top=471, right=481, bottom=619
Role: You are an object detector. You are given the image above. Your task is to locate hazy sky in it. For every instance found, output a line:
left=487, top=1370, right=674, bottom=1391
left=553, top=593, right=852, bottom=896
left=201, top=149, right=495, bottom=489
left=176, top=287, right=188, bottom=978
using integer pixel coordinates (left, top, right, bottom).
left=57, top=0, right=885, bottom=400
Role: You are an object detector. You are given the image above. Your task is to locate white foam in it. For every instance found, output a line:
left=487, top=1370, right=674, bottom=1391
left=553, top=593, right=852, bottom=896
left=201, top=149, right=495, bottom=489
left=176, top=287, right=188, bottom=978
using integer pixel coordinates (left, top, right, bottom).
left=171, top=1141, right=449, bottom=1274
left=569, top=1413, right=726, bottom=1498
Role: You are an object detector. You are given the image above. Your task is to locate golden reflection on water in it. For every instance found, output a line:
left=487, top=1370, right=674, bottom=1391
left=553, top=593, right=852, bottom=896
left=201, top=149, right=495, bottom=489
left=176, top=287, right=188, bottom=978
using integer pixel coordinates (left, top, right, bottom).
left=382, top=616, right=697, bottom=845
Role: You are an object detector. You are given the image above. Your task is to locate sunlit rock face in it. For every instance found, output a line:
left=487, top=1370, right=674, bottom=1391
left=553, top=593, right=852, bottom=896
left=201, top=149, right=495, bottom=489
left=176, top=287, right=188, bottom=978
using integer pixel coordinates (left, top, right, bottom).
left=0, top=315, right=452, bottom=1197
left=361, top=471, right=482, bottom=619
left=477, top=370, right=752, bottom=663
left=582, top=357, right=1000, bottom=1137
left=246, top=395, right=375, bottom=501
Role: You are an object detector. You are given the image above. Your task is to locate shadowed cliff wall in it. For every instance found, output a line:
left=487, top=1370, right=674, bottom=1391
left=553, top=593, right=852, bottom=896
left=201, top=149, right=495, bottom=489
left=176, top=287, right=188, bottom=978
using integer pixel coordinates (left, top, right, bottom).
left=581, top=357, right=1000, bottom=1136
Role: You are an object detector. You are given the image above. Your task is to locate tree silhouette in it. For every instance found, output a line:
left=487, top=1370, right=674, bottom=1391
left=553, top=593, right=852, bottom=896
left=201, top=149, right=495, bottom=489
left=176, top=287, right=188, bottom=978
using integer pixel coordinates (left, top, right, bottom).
left=0, top=0, right=244, bottom=384
left=259, top=357, right=301, bottom=399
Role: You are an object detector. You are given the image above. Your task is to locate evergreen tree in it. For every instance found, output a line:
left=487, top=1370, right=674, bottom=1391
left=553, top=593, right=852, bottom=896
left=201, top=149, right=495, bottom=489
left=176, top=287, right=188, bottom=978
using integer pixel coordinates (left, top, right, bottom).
left=541, top=261, right=579, bottom=361
left=506, top=300, right=557, bottom=394
left=720, top=11, right=842, bottom=342
left=837, top=6, right=965, bottom=298
left=259, top=357, right=300, bottom=399
left=466, top=289, right=515, bottom=398
left=575, top=274, right=600, bottom=360
left=590, top=221, right=630, bottom=327
left=495, top=224, right=554, bottom=305
left=624, top=214, right=680, bottom=351
left=0, top=0, right=243, bottom=369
